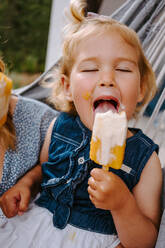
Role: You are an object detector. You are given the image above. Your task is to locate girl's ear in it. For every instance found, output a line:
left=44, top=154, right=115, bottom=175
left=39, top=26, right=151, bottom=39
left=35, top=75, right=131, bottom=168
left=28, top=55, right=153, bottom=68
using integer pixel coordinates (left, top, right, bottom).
left=61, top=75, right=72, bottom=101
left=137, top=80, right=146, bottom=103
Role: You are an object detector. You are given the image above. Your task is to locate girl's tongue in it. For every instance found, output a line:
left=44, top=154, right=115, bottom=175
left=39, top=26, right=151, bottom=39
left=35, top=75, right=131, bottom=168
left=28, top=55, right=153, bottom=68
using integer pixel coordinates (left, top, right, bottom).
left=94, top=100, right=117, bottom=115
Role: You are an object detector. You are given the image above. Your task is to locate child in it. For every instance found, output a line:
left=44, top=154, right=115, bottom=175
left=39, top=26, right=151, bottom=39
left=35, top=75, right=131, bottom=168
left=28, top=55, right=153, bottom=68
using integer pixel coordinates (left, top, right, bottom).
left=0, top=0, right=162, bottom=247
left=0, top=59, right=58, bottom=223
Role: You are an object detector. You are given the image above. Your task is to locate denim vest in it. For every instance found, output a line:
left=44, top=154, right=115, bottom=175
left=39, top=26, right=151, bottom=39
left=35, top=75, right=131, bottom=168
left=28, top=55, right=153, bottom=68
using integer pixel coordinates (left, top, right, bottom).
left=36, top=112, right=159, bottom=235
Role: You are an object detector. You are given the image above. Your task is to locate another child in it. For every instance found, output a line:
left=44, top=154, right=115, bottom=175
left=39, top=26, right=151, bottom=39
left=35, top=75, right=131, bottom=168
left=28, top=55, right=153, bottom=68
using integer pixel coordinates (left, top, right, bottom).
left=0, top=59, right=58, bottom=224
left=0, top=0, right=163, bottom=247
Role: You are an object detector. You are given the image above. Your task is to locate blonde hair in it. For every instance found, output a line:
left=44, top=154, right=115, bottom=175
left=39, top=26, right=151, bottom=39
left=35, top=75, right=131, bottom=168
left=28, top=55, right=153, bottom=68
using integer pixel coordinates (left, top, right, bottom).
left=49, top=0, right=156, bottom=117
left=0, top=59, right=5, bottom=72
left=0, top=58, right=16, bottom=150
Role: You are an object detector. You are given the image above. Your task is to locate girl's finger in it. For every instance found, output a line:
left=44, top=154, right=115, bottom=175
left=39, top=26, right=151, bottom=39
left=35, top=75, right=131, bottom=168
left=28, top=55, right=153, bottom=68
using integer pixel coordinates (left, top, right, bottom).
left=90, top=168, right=107, bottom=181
left=87, top=185, right=95, bottom=197
left=88, top=185, right=102, bottom=202
left=88, top=177, right=97, bottom=190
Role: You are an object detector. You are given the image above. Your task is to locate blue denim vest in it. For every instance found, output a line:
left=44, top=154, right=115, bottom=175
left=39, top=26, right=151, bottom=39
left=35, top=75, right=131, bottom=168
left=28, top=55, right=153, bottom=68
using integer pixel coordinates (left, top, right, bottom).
left=36, top=112, right=159, bottom=235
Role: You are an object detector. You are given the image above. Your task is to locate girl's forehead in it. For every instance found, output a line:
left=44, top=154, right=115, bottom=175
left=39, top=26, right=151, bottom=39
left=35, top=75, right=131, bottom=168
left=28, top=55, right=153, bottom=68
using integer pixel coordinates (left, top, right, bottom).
left=74, top=29, right=133, bottom=51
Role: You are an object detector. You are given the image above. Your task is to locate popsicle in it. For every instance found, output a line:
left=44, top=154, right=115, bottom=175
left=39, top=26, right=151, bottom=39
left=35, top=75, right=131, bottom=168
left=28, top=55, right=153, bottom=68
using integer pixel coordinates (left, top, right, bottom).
left=0, top=72, right=12, bottom=127
left=90, top=110, right=127, bottom=170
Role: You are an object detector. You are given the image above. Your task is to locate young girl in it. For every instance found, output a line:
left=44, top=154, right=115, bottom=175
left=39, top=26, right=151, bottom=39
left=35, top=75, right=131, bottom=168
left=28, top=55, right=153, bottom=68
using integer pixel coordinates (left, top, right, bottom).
left=0, top=0, right=162, bottom=247
left=0, top=59, right=58, bottom=224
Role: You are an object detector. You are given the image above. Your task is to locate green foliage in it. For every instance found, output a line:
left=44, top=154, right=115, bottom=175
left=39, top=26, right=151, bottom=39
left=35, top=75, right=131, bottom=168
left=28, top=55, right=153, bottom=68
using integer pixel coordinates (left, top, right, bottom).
left=0, top=0, right=52, bottom=73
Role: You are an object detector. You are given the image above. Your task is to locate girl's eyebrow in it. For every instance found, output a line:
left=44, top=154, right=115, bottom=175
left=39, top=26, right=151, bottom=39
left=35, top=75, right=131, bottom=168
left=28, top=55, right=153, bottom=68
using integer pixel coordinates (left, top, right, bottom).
left=78, top=58, right=99, bottom=67
left=80, top=57, right=98, bottom=63
left=115, top=57, right=138, bottom=66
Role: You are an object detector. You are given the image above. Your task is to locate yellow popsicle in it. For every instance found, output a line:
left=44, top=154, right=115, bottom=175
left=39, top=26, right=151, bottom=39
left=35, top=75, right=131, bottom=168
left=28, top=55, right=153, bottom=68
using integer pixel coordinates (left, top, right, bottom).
left=90, top=110, right=127, bottom=170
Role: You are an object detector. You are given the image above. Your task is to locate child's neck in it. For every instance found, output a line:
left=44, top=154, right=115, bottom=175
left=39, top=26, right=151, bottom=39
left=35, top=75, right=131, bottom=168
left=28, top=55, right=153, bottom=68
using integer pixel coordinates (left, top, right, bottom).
left=127, top=129, right=134, bottom=138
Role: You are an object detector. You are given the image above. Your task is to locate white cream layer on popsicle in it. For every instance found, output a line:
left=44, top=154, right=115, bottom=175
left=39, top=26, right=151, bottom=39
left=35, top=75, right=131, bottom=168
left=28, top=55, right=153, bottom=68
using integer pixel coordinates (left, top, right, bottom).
left=90, top=110, right=127, bottom=170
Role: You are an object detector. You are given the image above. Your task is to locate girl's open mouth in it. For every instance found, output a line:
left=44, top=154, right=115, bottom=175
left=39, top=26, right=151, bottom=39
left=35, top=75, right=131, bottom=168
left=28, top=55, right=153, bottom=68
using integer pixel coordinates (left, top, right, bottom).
left=93, top=97, right=120, bottom=114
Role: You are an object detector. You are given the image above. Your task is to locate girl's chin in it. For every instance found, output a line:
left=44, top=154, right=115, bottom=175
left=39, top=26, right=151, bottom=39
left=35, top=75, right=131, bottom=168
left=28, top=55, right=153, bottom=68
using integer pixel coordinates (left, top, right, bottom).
left=86, top=123, right=93, bottom=131
left=79, top=116, right=93, bottom=131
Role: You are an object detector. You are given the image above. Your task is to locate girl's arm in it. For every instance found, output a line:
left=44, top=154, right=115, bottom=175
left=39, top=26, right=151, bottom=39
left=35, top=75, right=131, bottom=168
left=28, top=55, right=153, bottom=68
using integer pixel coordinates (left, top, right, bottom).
left=112, top=151, right=162, bottom=248
left=0, top=118, right=56, bottom=218
left=88, top=152, right=162, bottom=248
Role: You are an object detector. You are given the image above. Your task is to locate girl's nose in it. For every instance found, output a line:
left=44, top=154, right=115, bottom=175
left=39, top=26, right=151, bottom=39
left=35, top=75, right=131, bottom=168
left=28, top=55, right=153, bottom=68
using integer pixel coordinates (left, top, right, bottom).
left=98, top=70, right=116, bottom=87
left=97, top=79, right=115, bottom=87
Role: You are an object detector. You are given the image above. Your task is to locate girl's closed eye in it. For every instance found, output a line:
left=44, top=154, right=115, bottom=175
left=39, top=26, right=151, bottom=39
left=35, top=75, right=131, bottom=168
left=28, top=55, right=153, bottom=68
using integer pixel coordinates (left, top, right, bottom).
left=116, top=67, right=132, bottom=72
left=81, top=68, right=99, bottom=72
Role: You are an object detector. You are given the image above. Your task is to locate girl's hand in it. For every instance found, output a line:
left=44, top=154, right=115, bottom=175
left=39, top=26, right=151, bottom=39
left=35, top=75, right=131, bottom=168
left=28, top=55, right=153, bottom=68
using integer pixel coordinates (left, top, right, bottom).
left=0, top=183, right=31, bottom=218
left=88, top=168, right=131, bottom=211
left=0, top=165, right=42, bottom=218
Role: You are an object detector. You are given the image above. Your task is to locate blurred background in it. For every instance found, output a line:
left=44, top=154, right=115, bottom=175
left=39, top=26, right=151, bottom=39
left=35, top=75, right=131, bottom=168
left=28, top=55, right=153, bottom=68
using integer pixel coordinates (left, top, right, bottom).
left=0, top=0, right=52, bottom=88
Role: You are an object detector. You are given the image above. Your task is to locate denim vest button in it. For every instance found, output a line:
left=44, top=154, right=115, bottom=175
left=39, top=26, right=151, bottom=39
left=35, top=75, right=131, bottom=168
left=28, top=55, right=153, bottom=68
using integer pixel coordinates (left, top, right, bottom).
left=78, top=156, right=85, bottom=165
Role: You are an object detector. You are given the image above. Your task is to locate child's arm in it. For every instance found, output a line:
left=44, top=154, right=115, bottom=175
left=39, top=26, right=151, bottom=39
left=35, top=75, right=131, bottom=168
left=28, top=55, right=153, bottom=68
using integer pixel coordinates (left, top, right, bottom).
left=0, top=118, right=56, bottom=218
left=88, top=152, right=162, bottom=248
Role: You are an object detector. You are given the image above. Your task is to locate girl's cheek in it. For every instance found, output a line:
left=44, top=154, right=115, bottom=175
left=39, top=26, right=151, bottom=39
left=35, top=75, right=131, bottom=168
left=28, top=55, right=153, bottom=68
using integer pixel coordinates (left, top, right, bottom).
left=82, top=91, right=91, bottom=100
